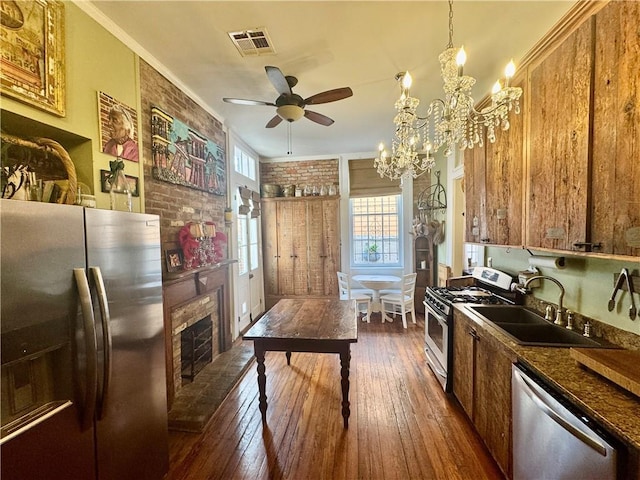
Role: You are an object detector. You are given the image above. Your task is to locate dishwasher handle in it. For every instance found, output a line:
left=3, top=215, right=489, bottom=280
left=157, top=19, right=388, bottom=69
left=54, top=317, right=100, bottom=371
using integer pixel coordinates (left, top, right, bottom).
left=513, top=367, right=608, bottom=457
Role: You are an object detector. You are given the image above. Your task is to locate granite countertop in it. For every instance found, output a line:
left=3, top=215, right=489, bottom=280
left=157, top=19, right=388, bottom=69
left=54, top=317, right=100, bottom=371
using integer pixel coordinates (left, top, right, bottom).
left=454, top=304, right=640, bottom=451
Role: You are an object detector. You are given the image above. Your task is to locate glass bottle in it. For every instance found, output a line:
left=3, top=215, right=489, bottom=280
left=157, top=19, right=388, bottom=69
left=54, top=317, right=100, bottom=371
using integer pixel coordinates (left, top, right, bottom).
left=109, top=159, right=132, bottom=212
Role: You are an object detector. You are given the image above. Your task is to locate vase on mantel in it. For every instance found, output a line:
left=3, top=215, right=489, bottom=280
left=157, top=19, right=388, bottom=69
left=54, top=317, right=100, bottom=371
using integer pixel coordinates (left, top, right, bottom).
left=108, top=159, right=132, bottom=212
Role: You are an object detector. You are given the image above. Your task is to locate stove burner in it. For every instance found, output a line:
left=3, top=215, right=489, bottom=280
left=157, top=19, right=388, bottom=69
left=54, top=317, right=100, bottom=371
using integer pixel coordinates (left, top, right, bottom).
left=425, top=284, right=518, bottom=317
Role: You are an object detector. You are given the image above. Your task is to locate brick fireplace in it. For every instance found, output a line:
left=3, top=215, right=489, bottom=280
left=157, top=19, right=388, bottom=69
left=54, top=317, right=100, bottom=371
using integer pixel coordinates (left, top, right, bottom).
left=162, top=265, right=232, bottom=407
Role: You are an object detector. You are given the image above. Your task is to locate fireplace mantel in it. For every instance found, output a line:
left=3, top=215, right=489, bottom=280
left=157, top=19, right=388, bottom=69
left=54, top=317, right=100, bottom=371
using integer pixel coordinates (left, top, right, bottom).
left=162, top=260, right=236, bottom=408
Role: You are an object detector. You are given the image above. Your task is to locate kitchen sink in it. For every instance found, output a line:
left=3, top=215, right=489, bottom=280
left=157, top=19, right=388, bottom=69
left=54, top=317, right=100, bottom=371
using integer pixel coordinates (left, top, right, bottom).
left=465, top=305, right=612, bottom=348
left=466, top=305, right=548, bottom=326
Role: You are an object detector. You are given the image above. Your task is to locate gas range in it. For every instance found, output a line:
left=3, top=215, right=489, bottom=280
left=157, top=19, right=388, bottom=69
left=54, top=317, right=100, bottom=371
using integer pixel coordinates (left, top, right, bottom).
left=425, top=266, right=521, bottom=317
left=424, top=285, right=514, bottom=317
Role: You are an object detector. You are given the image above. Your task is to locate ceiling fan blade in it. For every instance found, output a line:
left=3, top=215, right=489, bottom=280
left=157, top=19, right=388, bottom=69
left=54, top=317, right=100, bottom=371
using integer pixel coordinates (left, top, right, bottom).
left=265, top=66, right=292, bottom=96
left=304, top=87, right=353, bottom=105
left=223, top=97, right=275, bottom=106
left=304, top=110, right=334, bottom=126
left=265, top=115, right=283, bottom=128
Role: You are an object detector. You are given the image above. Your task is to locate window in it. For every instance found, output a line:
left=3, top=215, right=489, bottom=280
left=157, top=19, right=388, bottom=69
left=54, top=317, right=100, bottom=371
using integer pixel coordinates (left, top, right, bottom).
left=238, top=214, right=260, bottom=275
left=234, top=146, right=256, bottom=180
left=351, top=195, right=401, bottom=266
left=249, top=217, right=259, bottom=271
left=237, top=214, right=248, bottom=275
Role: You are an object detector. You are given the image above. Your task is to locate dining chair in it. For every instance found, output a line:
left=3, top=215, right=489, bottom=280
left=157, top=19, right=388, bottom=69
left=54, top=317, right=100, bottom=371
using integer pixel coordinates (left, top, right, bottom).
left=380, top=273, right=417, bottom=329
left=337, top=271, right=372, bottom=322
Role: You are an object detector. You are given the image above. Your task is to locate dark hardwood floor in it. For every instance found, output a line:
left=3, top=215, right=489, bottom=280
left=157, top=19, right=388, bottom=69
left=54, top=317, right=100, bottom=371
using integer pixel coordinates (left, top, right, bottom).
left=167, top=313, right=504, bottom=479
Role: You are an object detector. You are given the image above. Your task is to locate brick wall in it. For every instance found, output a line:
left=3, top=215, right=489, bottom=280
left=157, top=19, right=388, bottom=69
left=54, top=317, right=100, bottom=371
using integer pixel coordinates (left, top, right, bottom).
left=260, top=159, right=339, bottom=189
left=139, top=59, right=227, bottom=254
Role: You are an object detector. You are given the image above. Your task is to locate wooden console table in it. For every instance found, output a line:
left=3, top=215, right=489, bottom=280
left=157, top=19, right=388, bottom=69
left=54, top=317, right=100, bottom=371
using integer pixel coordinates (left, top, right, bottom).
left=243, top=298, right=358, bottom=428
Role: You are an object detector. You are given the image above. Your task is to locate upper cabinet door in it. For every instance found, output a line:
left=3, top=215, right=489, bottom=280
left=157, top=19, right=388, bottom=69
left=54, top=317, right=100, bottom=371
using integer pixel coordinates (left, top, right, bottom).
left=464, top=76, right=525, bottom=247
left=484, top=76, right=526, bottom=247
left=591, top=1, right=640, bottom=257
left=527, top=19, right=594, bottom=251
left=464, top=142, right=487, bottom=244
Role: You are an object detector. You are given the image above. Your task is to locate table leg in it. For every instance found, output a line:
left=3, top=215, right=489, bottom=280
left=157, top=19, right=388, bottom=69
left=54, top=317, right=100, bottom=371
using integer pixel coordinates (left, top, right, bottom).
left=255, top=345, right=268, bottom=423
left=339, top=348, right=351, bottom=429
left=371, top=289, right=391, bottom=323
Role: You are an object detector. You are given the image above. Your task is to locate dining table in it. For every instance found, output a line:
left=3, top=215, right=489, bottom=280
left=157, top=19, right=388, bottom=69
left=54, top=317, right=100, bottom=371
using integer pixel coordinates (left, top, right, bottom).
left=352, top=274, right=401, bottom=322
left=243, top=298, right=358, bottom=428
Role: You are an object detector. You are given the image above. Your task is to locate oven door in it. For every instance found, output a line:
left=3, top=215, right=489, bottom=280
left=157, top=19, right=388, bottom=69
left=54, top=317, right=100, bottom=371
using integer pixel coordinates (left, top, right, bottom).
left=423, top=301, right=450, bottom=391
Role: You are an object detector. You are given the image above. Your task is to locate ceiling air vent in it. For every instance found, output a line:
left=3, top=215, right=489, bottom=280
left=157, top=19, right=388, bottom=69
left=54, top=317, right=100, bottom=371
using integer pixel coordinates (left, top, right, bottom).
left=228, top=28, right=276, bottom=57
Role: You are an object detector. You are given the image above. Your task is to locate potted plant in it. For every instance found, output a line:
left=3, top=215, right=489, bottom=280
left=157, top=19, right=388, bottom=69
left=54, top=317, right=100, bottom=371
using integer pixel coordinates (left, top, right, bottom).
left=364, top=243, right=380, bottom=262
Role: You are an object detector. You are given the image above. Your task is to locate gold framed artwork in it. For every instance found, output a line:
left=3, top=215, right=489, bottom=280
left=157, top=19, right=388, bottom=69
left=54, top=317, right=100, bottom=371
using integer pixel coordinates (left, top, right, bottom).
left=0, top=0, right=66, bottom=116
left=98, top=92, right=140, bottom=162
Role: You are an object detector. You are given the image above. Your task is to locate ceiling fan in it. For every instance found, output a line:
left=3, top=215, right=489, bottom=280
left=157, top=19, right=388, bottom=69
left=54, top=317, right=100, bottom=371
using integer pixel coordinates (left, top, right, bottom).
left=223, top=66, right=353, bottom=128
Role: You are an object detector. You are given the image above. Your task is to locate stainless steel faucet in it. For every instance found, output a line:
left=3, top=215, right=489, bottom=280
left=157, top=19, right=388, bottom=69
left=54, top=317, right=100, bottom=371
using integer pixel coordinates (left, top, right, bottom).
left=518, top=275, right=566, bottom=326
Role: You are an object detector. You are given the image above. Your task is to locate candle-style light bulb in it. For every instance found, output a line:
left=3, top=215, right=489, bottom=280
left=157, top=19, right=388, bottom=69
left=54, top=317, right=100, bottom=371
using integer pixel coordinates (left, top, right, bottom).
left=456, top=47, right=466, bottom=76
left=504, top=60, right=516, bottom=87
left=504, top=60, right=516, bottom=79
left=378, top=142, right=385, bottom=152
left=402, top=72, right=412, bottom=90
left=492, top=81, right=502, bottom=95
left=456, top=47, right=467, bottom=66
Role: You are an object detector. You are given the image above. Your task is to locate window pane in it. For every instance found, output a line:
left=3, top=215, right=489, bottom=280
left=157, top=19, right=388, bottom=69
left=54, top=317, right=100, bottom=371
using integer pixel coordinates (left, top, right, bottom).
left=233, top=146, right=257, bottom=181
left=351, top=195, right=400, bottom=265
left=237, top=215, right=248, bottom=275
left=249, top=217, right=259, bottom=271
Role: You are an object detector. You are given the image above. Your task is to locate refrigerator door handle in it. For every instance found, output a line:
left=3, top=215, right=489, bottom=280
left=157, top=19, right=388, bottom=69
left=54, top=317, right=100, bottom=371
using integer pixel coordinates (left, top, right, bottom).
left=73, top=268, right=98, bottom=431
left=90, top=266, right=112, bottom=420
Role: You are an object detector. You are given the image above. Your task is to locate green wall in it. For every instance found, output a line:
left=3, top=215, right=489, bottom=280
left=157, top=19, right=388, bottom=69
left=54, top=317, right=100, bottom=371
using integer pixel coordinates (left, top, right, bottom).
left=1, top=2, right=143, bottom=211
left=488, top=246, right=640, bottom=335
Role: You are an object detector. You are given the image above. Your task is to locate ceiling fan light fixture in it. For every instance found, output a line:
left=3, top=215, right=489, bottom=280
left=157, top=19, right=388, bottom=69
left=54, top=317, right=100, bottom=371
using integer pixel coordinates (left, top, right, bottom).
left=276, top=104, right=305, bottom=122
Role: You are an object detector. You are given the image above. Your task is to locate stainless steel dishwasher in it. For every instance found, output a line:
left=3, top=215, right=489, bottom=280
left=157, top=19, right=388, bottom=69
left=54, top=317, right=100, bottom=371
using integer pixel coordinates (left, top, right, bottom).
left=512, top=363, right=618, bottom=480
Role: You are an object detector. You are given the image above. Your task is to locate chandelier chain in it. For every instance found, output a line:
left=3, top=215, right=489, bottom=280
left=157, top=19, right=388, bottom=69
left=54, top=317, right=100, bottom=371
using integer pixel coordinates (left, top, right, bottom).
left=447, top=0, right=454, bottom=49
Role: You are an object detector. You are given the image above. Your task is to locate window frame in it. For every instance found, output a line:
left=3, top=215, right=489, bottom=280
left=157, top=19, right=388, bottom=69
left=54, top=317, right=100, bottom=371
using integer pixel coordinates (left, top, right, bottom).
left=349, top=194, right=403, bottom=269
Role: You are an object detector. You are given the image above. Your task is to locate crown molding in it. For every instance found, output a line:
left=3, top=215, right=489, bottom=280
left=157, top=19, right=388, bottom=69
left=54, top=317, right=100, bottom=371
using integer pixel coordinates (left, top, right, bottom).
left=519, top=0, right=608, bottom=69
left=73, top=1, right=225, bottom=124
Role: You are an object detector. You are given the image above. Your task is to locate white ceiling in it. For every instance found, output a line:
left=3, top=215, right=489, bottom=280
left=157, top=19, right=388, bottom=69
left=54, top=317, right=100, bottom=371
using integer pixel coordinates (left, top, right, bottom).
left=86, top=1, right=575, bottom=159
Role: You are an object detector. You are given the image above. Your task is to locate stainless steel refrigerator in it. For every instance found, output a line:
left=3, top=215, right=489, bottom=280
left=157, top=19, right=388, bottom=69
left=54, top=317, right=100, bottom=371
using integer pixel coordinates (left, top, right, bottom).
left=1, top=199, right=169, bottom=480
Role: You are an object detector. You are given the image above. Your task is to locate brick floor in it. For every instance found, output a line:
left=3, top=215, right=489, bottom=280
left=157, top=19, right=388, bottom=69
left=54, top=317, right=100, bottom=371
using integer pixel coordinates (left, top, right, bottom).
left=167, top=340, right=255, bottom=432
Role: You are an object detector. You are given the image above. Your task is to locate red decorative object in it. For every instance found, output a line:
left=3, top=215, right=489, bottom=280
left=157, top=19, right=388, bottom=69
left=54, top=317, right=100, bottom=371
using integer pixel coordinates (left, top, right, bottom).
left=178, top=221, right=226, bottom=269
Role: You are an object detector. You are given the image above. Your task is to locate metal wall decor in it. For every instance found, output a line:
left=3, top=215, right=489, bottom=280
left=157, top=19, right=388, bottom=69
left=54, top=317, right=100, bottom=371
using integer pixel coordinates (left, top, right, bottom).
left=151, top=106, right=226, bottom=195
left=0, top=0, right=66, bottom=116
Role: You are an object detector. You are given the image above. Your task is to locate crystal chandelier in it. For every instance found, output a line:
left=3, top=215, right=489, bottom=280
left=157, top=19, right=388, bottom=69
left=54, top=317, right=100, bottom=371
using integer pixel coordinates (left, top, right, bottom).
left=375, top=0, right=523, bottom=183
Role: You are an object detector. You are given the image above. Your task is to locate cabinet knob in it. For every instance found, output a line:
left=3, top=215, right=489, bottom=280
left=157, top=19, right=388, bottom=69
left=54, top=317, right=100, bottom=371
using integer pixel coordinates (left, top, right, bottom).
left=573, top=242, right=602, bottom=251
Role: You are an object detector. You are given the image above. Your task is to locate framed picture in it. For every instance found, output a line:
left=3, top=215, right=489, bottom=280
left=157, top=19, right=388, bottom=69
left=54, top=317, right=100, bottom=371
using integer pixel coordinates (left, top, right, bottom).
left=0, top=0, right=66, bottom=116
left=165, top=249, right=184, bottom=273
left=100, top=170, right=139, bottom=197
left=98, top=92, right=140, bottom=162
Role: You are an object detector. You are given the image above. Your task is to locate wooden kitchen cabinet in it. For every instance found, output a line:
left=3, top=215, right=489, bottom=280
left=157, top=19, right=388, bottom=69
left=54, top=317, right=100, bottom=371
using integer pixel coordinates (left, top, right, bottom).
left=590, top=0, right=640, bottom=257
left=463, top=141, right=486, bottom=244
left=261, top=196, right=340, bottom=308
left=463, top=75, right=525, bottom=247
left=462, top=2, right=640, bottom=258
left=452, top=310, right=475, bottom=417
left=527, top=18, right=594, bottom=251
left=484, top=77, right=525, bottom=247
left=452, top=309, right=513, bottom=478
